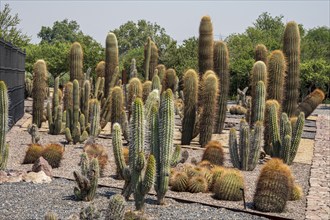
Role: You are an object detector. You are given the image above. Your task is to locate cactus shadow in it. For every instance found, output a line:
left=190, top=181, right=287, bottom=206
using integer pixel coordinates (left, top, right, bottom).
left=100, top=191, right=117, bottom=199
left=62, top=194, right=77, bottom=201
left=145, top=197, right=158, bottom=205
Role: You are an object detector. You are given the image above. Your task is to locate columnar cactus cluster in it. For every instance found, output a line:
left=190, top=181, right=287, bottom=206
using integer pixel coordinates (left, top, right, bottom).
left=47, top=76, right=63, bottom=135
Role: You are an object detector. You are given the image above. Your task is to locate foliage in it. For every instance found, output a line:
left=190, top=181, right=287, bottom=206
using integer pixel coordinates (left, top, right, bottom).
left=0, top=4, right=30, bottom=48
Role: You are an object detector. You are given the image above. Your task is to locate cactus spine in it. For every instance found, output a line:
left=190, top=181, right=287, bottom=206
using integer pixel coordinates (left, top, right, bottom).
left=0, top=81, right=9, bottom=170
left=32, top=60, right=48, bottom=128
left=70, top=42, right=84, bottom=86
left=199, top=71, right=218, bottom=147
left=181, top=69, right=198, bottom=145
left=267, top=50, right=286, bottom=103
left=214, top=41, right=229, bottom=134
left=267, top=101, right=305, bottom=164
left=198, top=15, right=214, bottom=75
left=283, top=21, right=301, bottom=117
left=229, top=119, right=263, bottom=171
left=73, top=154, right=99, bottom=201
left=105, top=32, right=119, bottom=97
left=297, top=89, right=325, bottom=118
left=47, top=76, right=63, bottom=135
left=255, top=44, right=268, bottom=66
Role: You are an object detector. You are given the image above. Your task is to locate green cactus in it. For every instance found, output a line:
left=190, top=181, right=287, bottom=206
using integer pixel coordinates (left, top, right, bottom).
left=109, top=66, right=121, bottom=91
left=264, top=100, right=281, bottom=155
left=199, top=71, right=218, bottom=147
left=142, top=80, right=152, bottom=103
left=74, top=155, right=99, bottom=201
left=290, top=183, right=303, bottom=201
left=150, top=41, right=159, bottom=80
left=229, top=105, right=248, bottom=115
left=144, top=89, right=160, bottom=125
left=128, top=77, right=142, bottom=119
left=198, top=15, right=214, bottom=75
left=44, top=212, right=58, bottom=220
left=105, top=32, right=119, bottom=97
left=47, top=76, right=63, bottom=135
left=89, top=99, right=100, bottom=137
left=229, top=119, right=263, bottom=171
left=106, top=194, right=126, bottom=220
left=181, top=69, right=199, bottom=145
left=82, top=80, right=90, bottom=125
left=95, top=61, right=105, bottom=77
left=267, top=50, right=286, bottom=103
left=214, top=41, right=230, bottom=134
left=213, top=169, right=244, bottom=201
left=0, top=81, right=9, bottom=170
left=156, top=64, right=166, bottom=83
left=42, top=144, right=64, bottom=168
left=253, top=158, right=294, bottom=212
left=32, top=60, right=48, bottom=128
left=188, top=176, right=208, bottom=193
left=170, top=172, right=189, bottom=192
left=255, top=44, right=268, bottom=66
left=130, top=58, right=138, bottom=79
left=151, top=73, right=162, bottom=91
left=163, top=68, right=178, bottom=93
left=63, top=82, right=73, bottom=111
left=297, top=89, right=325, bottom=118
left=202, top=141, right=224, bottom=166
left=94, top=77, right=105, bottom=101
left=283, top=21, right=301, bottom=117
left=267, top=101, right=305, bottom=164
left=65, top=79, right=88, bottom=144
left=251, top=81, right=266, bottom=125
left=144, top=37, right=152, bottom=81
left=70, top=42, right=84, bottom=86
left=25, top=77, right=33, bottom=98
left=111, top=86, right=125, bottom=126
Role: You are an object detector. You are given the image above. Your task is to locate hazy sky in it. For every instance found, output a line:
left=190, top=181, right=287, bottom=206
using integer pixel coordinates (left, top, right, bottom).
left=2, top=0, right=329, bottom=45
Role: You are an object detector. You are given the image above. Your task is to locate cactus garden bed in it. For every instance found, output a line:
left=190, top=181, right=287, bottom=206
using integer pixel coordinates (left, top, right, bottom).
left=1, top=107, right=317, bottom=219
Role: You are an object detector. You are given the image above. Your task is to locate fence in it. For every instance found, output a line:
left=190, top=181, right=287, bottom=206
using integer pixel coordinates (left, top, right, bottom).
left=0, top=38, right=26, bottom=128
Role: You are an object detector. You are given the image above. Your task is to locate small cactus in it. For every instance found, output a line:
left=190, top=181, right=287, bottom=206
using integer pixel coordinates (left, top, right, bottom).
left=44, top=212, right=58, bottom=220
left=163, top=68, right=178, bottom=93
left=229, top=105, right=247, bottom=115
left=213, top=169, right=244, bottom=201
left=188, top=176, right=208, bottom=193
left=83, top=143, right=108, bottom=176
left=27, top=123, right=40, bottom=144
left=41, top=144, right=64, bottom=168
left=253, top=158, right=294, bottom=212
left=23, top=144, right=43, bottom=164
left=142, top=80, right=152, bottom=103
left=201, top=141, right=224, bottom=166
left=170, top=172, right=189, bottom=192
left=106, top=194, right=126, bottom=220
left=296, top=88, right=325, bottom=118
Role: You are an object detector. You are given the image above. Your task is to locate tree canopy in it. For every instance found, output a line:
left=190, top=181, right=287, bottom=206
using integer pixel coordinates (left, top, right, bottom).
left=0, top=3, right=30, bottom=48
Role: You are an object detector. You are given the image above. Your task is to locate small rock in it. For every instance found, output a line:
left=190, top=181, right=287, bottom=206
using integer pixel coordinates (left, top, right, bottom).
left=23, top=171, right=52, bottom=184
left=32, top=157, right=53, bottom=177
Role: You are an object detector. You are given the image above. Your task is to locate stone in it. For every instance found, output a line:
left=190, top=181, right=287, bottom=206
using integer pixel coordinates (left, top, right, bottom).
left=32, top=156, right=53, bottom=177
left=23, top=171, right=52, bottom=184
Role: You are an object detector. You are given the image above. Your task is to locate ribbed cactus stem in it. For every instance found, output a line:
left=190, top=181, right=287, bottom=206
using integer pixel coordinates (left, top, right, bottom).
left=142, top=81, right=152, bottom=103
left=128, top=78, right=142, bottom=119
left=255, top=44, right=268, bottom=66
left=198, top=15, right=214, bottom=75
left=106, top=194, right=126, bottom=220
left=151, top=73, right=161, bottom=91
left=181, top=69, right=198, bottom=145
left=252, top=81, right=266, bottom=125
left=283, top=21, right=300, bottom=117
left=89, top=99, right=100, bottom=137
left=156, top=89, right=175, bottom=205
left=214, top=41, right=229, bottom=134
left=48, top=77, right=61, bottom=135
left=70, top=42, right=84, bottom=86
left=199, top=71, right=218, bottom=147
left=144, top=89, right=160, bottom=123
left=163, top=68, right=178, bottom=93
left=32, top=60, right=48, bottom=128
left=150, top=41, right=159, bottom=80
left=82, top=80, right=90, bottom=124
left=0, top=81, right=9, bottom=170
left=297, top=89, right=325, bottom=118
left=105, top=32, right=119, bottom=97
left=112, top=123, right=129, bottom=180
left=95, top=61, right=105, bottom=77
left=144, top=37, right=152, bottom=81
left=111, top=86, right=124, bottom=126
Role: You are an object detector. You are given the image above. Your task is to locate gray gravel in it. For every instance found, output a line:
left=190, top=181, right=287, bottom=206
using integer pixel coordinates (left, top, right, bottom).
left=0, top=178, right=268, bottom=220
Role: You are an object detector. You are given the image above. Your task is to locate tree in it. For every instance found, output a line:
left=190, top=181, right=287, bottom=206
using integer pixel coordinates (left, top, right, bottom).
left=0, top=4, right=30, bottom=47
left=111, top=20, right=173, bottom=60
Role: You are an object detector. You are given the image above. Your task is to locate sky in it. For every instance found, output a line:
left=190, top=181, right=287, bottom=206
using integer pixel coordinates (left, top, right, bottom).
left=1, top=0, right=329, bottom=45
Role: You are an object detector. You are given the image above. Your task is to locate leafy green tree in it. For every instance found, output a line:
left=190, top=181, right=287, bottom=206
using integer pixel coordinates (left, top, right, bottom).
left=111, top=20, right=173, bottom=60
left=0, top=3, right=30, bottom=47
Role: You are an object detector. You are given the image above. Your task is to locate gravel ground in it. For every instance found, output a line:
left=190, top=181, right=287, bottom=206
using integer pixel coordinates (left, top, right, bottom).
left=0, top=178, right=268, bottom=220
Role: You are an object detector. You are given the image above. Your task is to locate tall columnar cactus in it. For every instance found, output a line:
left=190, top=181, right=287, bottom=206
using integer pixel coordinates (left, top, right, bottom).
left=198, top=15, right=214, bottom=75
left=213, top=41, right=229, bottom=134
left=163, top=68, right=178, bottom=94
left=73, top=154, right=99, bottom=201
left=63, top=82, right=73, bottom=111
left=0, top=81, right=9, bottom=170
left=110, top=86, right=125, bottom=127
left=89, top=99, right=100, bottom=137
left=283, top=21, right=301, bottom=117
left=93, top=77, right=105, bottom=100
left=250, top=61, right=268, bottom=124
left=70, top=42, right=84, bottom=86
left=156, top=64, right=166, bottom=83
left=112, top=98, right=156, bottom=211
left=128, top=77, right=143, bottom=119
left=47, top=76, right=63, bottom=135
left=296, top=89, right=325, bottom=118
left=32, top=59, right=48, bottom=128
left=154, top=89, right=176, bottom=205
left=144, top=37, right=152, bottom=81
left=255, top=44, right=268, bottom=66
left=150, top=41, right=159, bottom=80
left=253, top=158, right=294, bottom=212
left=82, top=80, right=90, bottom=125
left=267, top=101, right=305, bottom=164
left=105, top=32, right=119, bottom=97
left=151, top=73, right=162, bottom=91
left=65, top=80, right=88, bottom=144
left=130, top=58, right=138, bottom=79
left=264, top=100, right=281, bottom=155
left=199, top=71, right=218, bottom=147
left=229, top=119, right=263, bottom=171
left=181, top=69, right=199, bottom=145
left=267, top=50, right=286, bottom=103
left=95, top=61, right=105, bottom=77
left=142, top=81, right=152, bottom=103
left=251, top=81, right=266, bottom=125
